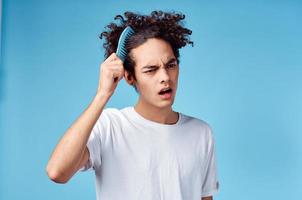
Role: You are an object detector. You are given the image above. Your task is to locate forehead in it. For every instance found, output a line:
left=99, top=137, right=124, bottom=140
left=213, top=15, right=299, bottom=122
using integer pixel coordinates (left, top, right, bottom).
left=129, top=38, right=175, bottom=68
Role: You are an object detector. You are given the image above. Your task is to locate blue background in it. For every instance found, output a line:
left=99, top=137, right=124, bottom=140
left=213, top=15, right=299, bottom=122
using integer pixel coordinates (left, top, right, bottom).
left=1, top=0, right=301, bottom=199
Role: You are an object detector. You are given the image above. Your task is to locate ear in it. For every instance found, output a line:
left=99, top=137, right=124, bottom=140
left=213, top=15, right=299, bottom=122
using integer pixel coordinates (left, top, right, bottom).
left=124, top=70, right=135, bottom=86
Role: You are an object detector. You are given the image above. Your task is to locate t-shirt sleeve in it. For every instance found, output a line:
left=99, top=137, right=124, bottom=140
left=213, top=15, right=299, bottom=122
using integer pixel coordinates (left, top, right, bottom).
left=201, top=125, right=220, bottom=197
left=79, top=109, right=111, bottom=172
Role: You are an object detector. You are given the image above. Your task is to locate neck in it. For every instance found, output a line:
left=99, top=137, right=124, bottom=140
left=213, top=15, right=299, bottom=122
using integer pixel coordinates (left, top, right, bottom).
left=134, top=98, right=179, bottom=125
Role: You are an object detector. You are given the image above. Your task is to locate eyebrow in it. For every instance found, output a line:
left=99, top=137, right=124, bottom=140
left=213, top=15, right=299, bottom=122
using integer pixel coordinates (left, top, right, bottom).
left=141, top=58, right=177, bottom=70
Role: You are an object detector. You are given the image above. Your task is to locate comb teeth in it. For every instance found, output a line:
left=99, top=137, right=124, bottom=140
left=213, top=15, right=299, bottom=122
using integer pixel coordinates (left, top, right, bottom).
left=116, top=26, right=135, bottom=62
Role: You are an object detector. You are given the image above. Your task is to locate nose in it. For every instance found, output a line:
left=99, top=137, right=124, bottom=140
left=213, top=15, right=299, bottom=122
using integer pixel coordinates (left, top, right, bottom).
left=159, top=68, right=170, bottom=83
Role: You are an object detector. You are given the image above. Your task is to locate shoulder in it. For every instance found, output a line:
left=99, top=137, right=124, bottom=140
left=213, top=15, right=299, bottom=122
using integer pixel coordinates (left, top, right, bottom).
left=93, top=108, right=123, bottom=127
left=180, top=113, right=215, bottom=141
left=101, top=107, right=125, bottom=118
left=100, top=107, right=131, bottom=124
left=182, top=114, right=217, bottom=156
left=181, top=113, right=212, bottom=131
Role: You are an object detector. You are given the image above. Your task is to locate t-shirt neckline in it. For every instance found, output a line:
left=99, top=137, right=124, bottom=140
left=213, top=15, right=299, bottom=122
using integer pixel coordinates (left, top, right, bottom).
left=127, top=106, right=183, bottom=128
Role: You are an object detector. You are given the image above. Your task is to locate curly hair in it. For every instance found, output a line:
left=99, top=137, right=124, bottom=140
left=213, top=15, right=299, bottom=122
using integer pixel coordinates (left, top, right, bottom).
left=99, top=10, right=193, bottom=84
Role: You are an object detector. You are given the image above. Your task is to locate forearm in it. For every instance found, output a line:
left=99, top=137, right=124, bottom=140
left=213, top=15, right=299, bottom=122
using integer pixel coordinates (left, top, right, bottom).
left=46, top=93, right=110, bottom=183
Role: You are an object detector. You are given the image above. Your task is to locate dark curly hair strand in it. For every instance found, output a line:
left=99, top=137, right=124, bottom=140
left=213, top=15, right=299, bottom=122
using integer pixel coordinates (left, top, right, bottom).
left=100, top=10, right=193, bottom=86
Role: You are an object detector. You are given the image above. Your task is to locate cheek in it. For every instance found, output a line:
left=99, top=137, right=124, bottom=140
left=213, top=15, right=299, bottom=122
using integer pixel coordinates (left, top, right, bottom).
left=170, top=69, right=179, bottom=82
left=174, top=71, right=179, bottom=79
left=141, top=82, right=154, bottom=94
left=137, top=78, right=158, bottom=96
left=136, top=77, right=152, bottom=93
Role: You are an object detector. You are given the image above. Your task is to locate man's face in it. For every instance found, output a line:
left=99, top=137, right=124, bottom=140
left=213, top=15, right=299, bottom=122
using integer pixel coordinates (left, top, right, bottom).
left=129, top=38, right=179, bottom=109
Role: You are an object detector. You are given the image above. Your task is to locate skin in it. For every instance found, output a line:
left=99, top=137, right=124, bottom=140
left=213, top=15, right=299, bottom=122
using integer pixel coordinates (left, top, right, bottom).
left=46, top=37, right=213, bottom=200
left=124, top=38, right=179, bottom=124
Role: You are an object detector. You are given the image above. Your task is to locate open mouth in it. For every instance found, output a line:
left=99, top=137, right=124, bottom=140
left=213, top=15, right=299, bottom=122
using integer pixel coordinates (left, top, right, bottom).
left=158, top=88, right=173, bottom=96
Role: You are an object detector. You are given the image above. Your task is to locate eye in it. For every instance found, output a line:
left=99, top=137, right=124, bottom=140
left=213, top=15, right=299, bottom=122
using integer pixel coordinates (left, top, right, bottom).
left=167, top=63, right=177, bottom=69
left=145, top=69, right=156, bottom=73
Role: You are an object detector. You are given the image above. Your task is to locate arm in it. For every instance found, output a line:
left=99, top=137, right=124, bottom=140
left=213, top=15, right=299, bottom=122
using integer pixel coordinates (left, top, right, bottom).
left=46, top=53, right=124, bottom=183
left=46, top=93, right=110, bottom=183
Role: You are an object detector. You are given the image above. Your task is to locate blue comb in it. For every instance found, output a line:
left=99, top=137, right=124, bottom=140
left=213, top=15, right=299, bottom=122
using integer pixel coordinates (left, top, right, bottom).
left=116, top=26, right=135, bottom=62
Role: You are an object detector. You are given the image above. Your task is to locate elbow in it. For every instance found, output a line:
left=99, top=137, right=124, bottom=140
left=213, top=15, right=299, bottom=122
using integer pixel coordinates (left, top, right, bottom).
left=46, top=164, right=69, bottom=184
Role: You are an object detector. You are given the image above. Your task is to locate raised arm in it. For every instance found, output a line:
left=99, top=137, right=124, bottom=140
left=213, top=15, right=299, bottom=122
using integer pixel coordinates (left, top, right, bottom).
left=46, top=53, right=124, bottom=183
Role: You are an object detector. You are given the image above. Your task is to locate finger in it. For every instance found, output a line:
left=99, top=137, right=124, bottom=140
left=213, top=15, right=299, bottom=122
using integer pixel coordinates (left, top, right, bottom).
left=100, top=62, right=123, bottom=71
left=108, top=59, right=123, bottom=66
left=105, top=64, right=124, bottom=71
left=111, top=68, right=125, bottom=77
left=112, top=70, right=124, bottom=82
left=106, top=53, right=121, bottom=62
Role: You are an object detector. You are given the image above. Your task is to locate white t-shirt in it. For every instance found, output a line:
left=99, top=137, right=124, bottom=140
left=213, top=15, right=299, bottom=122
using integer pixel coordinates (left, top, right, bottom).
left=80, top=106, right=219, bottom=200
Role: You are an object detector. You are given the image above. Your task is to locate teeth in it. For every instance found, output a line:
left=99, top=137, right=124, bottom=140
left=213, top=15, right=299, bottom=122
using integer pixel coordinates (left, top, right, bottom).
left=159, top=88, right=171, bottom=94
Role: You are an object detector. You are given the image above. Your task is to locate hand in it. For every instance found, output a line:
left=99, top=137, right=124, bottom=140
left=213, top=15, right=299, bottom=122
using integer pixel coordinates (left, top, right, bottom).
left=97, top=53, right=124, bottom=98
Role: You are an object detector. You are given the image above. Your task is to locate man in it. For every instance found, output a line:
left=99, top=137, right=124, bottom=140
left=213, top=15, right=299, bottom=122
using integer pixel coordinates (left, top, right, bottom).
left=46, top=10, right=219, bottom=200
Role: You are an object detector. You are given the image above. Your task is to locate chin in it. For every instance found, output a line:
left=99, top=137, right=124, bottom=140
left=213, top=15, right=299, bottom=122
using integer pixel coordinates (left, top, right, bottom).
left=157, top=98, right=175, bottom=109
